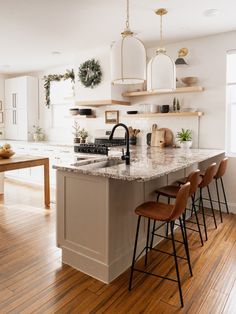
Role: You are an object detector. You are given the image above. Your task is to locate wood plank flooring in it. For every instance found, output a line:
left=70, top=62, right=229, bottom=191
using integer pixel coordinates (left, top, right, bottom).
left=1, top=179, right=236, bottom=313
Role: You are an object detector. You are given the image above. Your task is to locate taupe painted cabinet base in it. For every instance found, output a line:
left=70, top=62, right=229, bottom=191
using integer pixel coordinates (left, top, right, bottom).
left=56, top=155, right=224, bottom=283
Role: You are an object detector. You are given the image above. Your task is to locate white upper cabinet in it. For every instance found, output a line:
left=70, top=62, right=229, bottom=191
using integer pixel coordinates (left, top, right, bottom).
left=4, top=76, right=38, bottom=140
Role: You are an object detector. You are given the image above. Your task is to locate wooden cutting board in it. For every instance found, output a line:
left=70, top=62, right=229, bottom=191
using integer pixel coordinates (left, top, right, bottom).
left=147, top=127, right=174, bottom=147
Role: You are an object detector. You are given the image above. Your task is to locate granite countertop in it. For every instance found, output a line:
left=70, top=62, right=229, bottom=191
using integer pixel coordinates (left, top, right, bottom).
left=53, top=146, right=224, bottom=182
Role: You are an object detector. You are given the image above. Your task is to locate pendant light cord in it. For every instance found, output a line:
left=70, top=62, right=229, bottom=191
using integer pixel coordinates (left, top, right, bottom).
left=160, top=13, right=163, bottom=48
left=126, top=0, right=130, bottom=29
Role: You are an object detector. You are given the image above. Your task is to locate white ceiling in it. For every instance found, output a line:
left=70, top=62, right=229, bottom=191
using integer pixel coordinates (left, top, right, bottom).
left=0, top=0, right=236, bottom=74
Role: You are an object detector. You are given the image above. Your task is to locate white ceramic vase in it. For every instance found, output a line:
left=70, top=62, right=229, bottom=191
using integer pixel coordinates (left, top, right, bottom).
left=180, top=141, right=192, bottom=149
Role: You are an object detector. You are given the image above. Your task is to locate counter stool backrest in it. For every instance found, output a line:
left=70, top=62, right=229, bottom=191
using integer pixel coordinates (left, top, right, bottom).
left=169, top=182, right=190, bottom=221
left=186, top=169, right=201, bottom=196
left=215, top=157, right=228, bottom=179
left=199, top=163, right=217, bottom=188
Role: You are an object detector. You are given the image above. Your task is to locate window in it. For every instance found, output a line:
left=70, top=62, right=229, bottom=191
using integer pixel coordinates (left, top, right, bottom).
left=50, top=80, right=74, bottom=128
left=226, top=51, right=236, bottom=154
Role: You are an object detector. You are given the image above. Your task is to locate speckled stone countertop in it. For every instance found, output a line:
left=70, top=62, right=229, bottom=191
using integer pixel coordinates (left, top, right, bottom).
left=53, top=147, right=224, bottom=182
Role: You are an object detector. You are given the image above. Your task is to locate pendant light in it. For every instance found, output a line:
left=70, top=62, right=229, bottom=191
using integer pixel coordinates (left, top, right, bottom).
left=111, top=0, right=146, bottom=85
left=175, top=48, right=188, bottom=67
left=147, top=8, right=176, bottom=91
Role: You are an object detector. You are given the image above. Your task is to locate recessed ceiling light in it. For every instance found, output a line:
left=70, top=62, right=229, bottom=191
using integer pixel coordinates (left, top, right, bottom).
left=51, top=51, right=61, bottom=55
left=204, top=9, right=220, bottom=17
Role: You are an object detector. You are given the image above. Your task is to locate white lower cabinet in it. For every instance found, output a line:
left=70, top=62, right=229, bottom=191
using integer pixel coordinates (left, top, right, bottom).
left=2, top=142, right=73, bottom=188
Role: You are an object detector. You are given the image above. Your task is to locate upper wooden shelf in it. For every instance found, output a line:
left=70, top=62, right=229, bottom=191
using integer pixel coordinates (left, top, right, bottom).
left=124, top=112, right=203, bottom=118
left=122, top=86, right=204, bottom=97
left=76, top=99, right=131, bottom=107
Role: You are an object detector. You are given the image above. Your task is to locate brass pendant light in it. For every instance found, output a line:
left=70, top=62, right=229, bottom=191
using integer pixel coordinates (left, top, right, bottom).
left=111, top=0, right=146, bottom=85
left=147, top=8, right=176, bottom=91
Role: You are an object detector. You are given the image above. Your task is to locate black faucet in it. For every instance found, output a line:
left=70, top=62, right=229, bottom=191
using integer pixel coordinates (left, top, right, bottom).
left=109, top=123, right=130, bottom=165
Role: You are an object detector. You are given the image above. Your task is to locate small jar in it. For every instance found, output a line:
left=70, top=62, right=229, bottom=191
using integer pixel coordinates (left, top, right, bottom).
left=129, top=136, right=137, bottom=145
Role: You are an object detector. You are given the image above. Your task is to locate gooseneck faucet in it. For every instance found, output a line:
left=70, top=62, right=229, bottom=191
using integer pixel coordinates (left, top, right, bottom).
left=109, top=123, right=130, bottom=165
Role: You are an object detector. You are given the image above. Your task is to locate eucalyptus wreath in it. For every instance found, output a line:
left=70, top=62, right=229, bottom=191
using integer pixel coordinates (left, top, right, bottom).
left=43, top=69, right=75, bottom=108
left=78, top=59, right=102, bottom=88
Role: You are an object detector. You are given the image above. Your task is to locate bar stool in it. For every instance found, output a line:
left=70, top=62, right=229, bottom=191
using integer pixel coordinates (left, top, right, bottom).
left=178, top=163, right=217, bottom=241
left=200, top=158, right=229, bottom=222
left=129, top=183, right=191, bottom=308
left=151, top=169, right=203, bottom=246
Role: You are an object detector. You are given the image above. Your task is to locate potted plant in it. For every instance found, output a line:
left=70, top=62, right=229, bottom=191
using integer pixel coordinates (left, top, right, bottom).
left=79, top=128, right=88, bottom=144
left=72, top=121, right=81, bottom=143
left=32, top=125, right=45, bottom=141
left=176, top=128, right=192, bottom=148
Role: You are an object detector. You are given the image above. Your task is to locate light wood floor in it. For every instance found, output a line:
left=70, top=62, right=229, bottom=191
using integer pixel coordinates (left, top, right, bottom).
left=0, top=179, right=236, bottom=313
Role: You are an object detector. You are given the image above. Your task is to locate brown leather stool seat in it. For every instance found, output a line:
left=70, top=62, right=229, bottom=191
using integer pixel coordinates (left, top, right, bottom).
left=129, top=183, right=192, bottom=308
left=136, top=201, right=176, bottom=221
left=176, top=158, right=229, bottom=222
left=153, top=170, right=203, bottom=246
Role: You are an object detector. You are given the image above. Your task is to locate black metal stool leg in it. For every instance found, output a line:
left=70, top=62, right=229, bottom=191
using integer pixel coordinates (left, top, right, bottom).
left=192, top=195, right=204, bottom=246
left=129, top=216, right=141, bottom=291
left=220, top=177, right=230, bottom=214
left=215, top=179, right=223, bottom=223
left=179, top=216, right=193, bottom=277
left=170, top=221, right=184, bottom=307
left=150, top=194, right=160, bottom=249
left=207, top=185, right=217, bottom=229
left=145, top=218, right=151, bottom=266
left=165, top=197, right=170, bottom=237
left=200, top=188, right=208, bottom=241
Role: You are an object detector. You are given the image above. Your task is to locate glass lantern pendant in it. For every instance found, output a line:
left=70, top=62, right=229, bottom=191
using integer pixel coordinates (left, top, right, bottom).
left=147, top=8, right=176, bottom=91
left=111, top=0, right=146, bottom=85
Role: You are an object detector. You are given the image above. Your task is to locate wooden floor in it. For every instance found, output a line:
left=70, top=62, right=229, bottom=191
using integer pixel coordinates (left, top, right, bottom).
left=0, top=179, right=236, bottom=314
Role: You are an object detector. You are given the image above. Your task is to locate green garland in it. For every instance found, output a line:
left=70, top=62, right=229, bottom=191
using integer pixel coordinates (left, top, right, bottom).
left=43, top=69, right=75, bottom=108
left=78, top=59, right=102, bottom=88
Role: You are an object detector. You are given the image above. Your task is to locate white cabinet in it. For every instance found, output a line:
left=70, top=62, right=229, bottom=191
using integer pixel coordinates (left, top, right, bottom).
left=4, top=76, right=38, bottom=140
left=2, top=141, right=74, bottom=188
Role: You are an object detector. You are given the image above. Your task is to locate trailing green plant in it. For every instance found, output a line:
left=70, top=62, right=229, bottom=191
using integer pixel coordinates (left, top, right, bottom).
left=176, top=128, right=192, bottom=142
left=43, top=69, right=75, bottom=108
left=78, top=59, right=102, bottom=88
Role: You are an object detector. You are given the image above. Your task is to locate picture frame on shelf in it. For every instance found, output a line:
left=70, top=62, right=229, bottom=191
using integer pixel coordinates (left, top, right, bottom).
left=105, top=110, right=119, bottom=124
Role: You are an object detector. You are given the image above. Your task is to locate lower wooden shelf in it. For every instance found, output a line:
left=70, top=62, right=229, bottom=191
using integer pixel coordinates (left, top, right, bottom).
left=124, top=112, right=203, bottom=118
left=65, top=115, right=96, bottom=119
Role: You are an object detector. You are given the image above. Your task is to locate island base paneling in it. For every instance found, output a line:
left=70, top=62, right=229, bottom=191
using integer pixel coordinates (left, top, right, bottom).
left=56, top=167, right=196, bottom=283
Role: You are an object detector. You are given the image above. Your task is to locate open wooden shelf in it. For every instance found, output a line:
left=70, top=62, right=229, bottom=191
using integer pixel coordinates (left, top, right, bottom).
left=124, top=112, right=203, bottom=118
left=122, top=86, right=204, bottom=97
left=65, top=115, right=96, bottom=119
left=75, top=99, right=131, bottom=107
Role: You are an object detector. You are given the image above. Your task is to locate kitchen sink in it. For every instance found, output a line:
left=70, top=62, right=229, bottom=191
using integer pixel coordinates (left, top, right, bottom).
left=77, top=159, right=124, bottom=170
left=98, top=159, right=124, bottom=168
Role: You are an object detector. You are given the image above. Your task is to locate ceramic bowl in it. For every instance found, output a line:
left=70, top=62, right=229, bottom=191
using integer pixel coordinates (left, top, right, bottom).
left=181, top=77, right=198, bottom=86
left=0, top=150, right=15, bottom=159
left=69, top=108, right=79, bottom=116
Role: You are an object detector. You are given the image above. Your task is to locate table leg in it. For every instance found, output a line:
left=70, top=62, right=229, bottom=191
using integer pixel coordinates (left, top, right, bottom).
left=44, top=160, right=50, bottom=208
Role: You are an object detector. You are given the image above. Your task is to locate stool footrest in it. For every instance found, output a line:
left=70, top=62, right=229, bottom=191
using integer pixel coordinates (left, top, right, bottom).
left=186, top=220, right=205, bottom=227
left=152, top=232, right=184, bottom=245
left=132, top=268, right=178, bottom=283
left=175, top=222, right=201, bottom=233
left=151, top=247, right=188, bottom=260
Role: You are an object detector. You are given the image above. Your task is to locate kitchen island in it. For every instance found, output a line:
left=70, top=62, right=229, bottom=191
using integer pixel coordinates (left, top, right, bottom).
left=54, top=147, right=224, bottom=283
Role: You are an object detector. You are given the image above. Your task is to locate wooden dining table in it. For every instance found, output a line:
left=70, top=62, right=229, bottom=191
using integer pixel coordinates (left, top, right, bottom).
left=0, top=155, right=50, bottom=208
